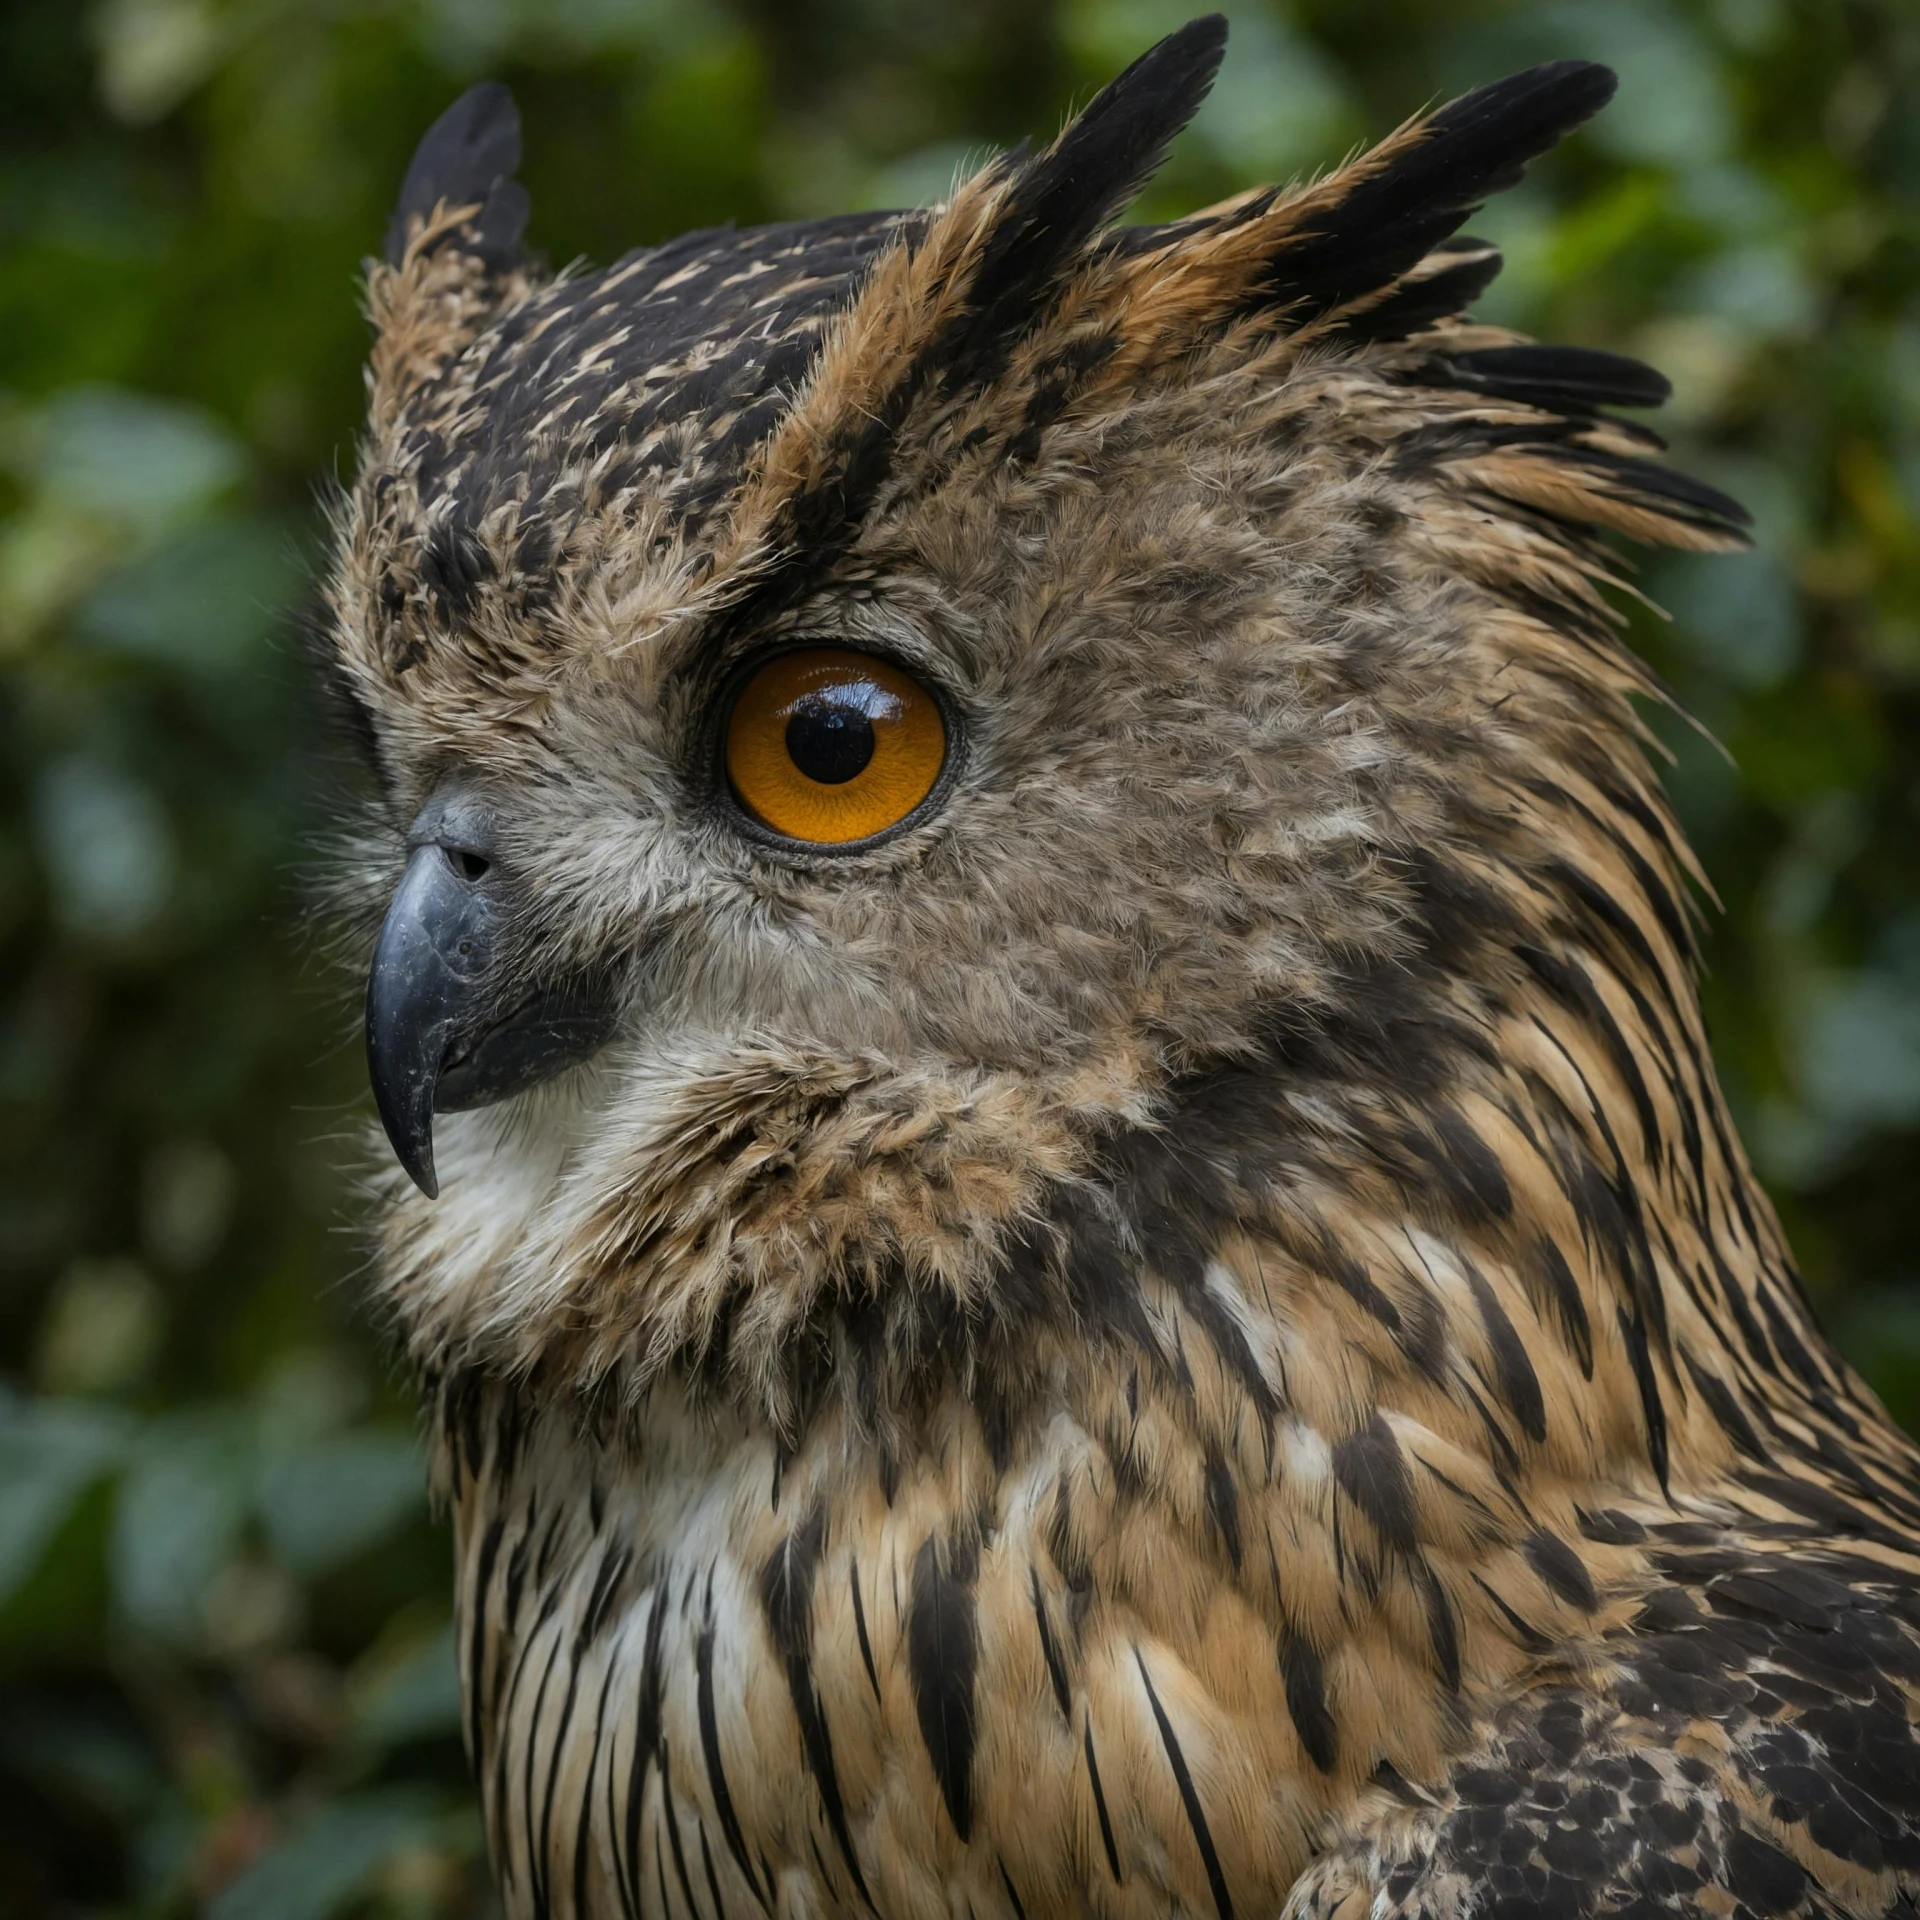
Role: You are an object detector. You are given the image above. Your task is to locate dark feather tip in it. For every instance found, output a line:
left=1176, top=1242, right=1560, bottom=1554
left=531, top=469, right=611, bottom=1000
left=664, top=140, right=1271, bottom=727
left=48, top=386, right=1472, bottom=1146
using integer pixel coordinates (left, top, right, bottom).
left=1604, top=456, right=1752, bottom=531
left=1341, top=243, right=1506, bottom=342
left=1447, top=344, right=1673, bottom=411
left=1260, top=61, right=1617, bottom=326
left=384, top=81, right=528, bottom=271
left=1042, top=14, right=1228, bottom=207
left=949, top=14, right=1228, bottom=384
left=1417, top=61, right=1619, bottom=202
left=1050, top=12, right=1229, bottom=205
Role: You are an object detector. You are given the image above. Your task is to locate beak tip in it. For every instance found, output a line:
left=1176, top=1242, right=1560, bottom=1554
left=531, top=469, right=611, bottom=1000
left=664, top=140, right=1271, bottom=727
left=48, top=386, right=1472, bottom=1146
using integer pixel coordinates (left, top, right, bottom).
left=400, top=1137, right=441, bottom=1200
left=366, top=1024, right=445, bottom=1200
left=373, top=1092, right=442, bottom=1200
left=370, top=1067, right=442, bottom=1200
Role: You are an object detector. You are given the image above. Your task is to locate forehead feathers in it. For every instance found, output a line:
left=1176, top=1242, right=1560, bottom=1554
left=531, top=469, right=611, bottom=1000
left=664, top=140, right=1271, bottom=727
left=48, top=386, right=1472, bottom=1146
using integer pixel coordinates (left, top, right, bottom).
left=401, top=212, right=910, bottom=568
left=333, top=17, right=1743, bottom=749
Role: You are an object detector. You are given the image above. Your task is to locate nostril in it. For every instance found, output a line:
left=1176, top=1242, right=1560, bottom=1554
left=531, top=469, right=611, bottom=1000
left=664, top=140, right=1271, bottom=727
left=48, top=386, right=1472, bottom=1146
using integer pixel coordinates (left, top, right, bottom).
left=444, top=847, right=492, bottom=885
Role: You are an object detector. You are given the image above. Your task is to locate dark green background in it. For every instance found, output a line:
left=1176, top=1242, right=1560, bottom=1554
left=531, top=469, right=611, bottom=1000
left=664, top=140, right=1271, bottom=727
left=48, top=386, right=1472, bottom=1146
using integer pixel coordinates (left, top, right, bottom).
left=2, top=0, right=1916, bottom=1912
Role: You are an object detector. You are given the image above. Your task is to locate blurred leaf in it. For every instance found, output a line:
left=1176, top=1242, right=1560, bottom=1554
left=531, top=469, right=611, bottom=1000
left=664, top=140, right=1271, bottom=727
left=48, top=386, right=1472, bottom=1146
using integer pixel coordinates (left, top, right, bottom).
left=258, top=1431, right=426, bottom=1581
left=863, top=140, right=978, bottom=212
left=0, top=1393, right=128, bottom=1605
left=1682, top=243, right=1818, bottom=341
left=77, top=515, right=302, bottom=674
left=1834, top=1287, right=1920, bottom=1418
left=1189, top=8, right=1351, bottom=179
left=140, top=1137, right=237, bottom=1272
left=1480, top=173, right=1667, bottom=328
left=1653, top=549, right=1803, bottom=690
left=1466, top=0, right=1733, bottom=167
left=0, top=1706, right=159, bottom=1820
left=206, top=1791, right=443, bottom=1920
left=353, top=1622, right=461, bottom=1752
left=94, top=0, right=233, bottom=124
left=111, top=1417, right=251, bottom=1638
left=0, top=506, right=113, bottom=652
left=34, top=1258, right=165, bottom=1395
left=1731, top=683, right=1886, bottom=811
left=32, top=752, right=176, bottom=941
left=1798, top=971, right=1920, bottom=1128
left=22, top=386, right=245, bottom=533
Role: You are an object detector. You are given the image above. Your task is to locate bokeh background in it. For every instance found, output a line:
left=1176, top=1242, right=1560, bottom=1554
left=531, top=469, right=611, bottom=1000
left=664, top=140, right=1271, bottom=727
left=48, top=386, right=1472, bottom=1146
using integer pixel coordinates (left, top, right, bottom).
left=2, top=0, right=1916, bottom=1911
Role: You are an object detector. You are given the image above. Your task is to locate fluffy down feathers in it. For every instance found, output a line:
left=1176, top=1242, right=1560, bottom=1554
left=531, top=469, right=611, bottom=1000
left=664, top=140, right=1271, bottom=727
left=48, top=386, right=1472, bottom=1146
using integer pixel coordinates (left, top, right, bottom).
left=328, top=21, right=1919, bottom=1920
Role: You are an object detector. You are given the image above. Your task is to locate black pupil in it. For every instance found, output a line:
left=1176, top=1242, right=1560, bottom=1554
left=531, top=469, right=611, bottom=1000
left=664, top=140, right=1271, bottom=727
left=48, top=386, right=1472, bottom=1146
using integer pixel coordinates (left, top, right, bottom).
left=786, top=694, right=876, bottom=785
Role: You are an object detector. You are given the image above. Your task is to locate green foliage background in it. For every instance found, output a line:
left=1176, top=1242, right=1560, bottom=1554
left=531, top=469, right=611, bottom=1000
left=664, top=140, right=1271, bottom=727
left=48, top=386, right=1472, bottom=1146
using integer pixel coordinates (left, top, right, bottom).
left=1, top=0, right=1916, bottom=1911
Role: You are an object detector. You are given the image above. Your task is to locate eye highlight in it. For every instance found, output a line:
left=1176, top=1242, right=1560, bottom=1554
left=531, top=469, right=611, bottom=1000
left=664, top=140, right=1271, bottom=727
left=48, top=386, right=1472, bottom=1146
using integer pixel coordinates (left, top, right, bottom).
left=726, top=649, right=947, bottom=846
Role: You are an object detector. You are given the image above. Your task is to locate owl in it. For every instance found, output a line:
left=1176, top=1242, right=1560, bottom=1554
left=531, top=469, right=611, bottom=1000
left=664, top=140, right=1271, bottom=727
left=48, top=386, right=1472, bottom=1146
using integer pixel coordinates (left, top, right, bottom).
left=329, top=18, right=1920, bottom=1920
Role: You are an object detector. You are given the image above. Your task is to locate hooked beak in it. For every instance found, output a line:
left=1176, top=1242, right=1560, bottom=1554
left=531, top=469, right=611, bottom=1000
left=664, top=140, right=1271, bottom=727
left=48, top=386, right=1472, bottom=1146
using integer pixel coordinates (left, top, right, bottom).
left=364, top=805, right=617, bottom=1198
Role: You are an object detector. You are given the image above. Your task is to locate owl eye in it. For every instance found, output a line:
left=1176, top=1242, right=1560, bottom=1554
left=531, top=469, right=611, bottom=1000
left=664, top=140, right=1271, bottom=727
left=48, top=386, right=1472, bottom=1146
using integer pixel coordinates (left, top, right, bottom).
left=725, top=648, right=947, bottom=846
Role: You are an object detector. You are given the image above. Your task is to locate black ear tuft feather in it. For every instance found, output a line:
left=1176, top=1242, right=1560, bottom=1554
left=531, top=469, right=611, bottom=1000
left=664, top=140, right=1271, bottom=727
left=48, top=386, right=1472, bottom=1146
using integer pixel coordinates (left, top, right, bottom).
left=1572, top=450, right=1753, bottom=535
left=1445, top=344, right=1673, bottom=412
left=943, top=13, right=1229, bottom=388
left=384, top=81, right=529, bottom=272
left=1340, top=239, right=1505, bottom=343
left=1263, top=60, right=1616, bottom=325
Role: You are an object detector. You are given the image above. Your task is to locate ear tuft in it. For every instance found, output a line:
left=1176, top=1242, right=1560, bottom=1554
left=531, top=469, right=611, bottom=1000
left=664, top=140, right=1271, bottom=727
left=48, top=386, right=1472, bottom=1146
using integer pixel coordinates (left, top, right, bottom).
left=1259, top=61, right=1615, bottom=325
left=1336, top=238, right=1505, bottom=343
left=383, top=82, right=529, bottom=272
left=942, top=13, right=1228, bottom=386
left=1442, top=344, right=1672, bottom=413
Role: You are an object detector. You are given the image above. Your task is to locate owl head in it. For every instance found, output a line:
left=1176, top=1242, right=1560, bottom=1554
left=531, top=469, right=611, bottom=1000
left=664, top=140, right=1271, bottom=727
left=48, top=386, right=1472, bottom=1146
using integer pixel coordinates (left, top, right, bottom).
left=328, top=18, right=1745, bottom=1421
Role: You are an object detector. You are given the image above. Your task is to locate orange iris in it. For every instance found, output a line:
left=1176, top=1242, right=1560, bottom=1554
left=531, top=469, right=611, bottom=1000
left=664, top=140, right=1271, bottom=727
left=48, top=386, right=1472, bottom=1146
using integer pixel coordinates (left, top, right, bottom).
left=725, top=649, right=946, bottom=845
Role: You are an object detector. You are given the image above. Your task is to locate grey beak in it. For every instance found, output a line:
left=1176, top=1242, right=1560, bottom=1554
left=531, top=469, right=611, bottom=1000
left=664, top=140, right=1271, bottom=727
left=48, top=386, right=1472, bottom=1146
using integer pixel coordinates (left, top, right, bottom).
left=365, top=844, right=498, bottom=1198
left=365, top=827, right=618, bottom=1199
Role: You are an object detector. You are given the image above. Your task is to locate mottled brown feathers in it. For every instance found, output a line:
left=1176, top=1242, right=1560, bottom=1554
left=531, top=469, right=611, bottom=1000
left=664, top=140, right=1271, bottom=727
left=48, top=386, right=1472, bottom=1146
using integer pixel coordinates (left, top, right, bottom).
left=331, top=20, right=1920, bottom=1920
